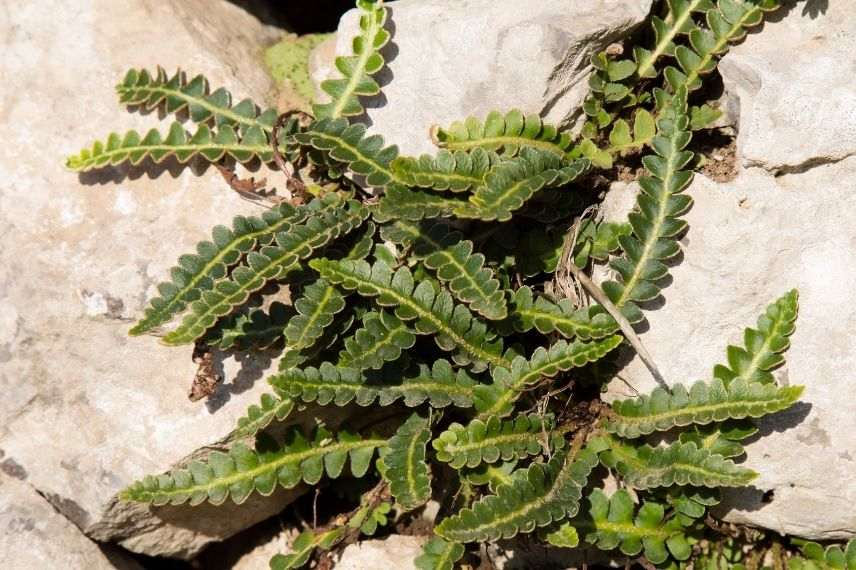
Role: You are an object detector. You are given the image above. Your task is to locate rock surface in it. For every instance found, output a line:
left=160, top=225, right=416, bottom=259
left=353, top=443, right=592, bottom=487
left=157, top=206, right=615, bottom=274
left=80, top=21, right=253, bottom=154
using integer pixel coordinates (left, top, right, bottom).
left=314, top=0, right=654, bottom=156
left=719, top=1, right=856, bottom=173
left=0, top=472, right=142, bottom=569
left=0, top=0, right=298, bottom=560
left=605, top=163, right=856, bottom=539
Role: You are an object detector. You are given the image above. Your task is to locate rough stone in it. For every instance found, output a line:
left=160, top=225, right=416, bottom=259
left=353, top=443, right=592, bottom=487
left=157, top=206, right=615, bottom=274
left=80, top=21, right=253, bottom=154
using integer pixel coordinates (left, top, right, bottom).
left=0, top=0, right=299, bottom=559
left=719, top=1, right=856, bottom=173
left=603, top=161, right=856, bottom=539
left=336, top=535, right=427, bottom=569
left=0, top=472, right=142, bottom=569
left=314, top=0, right=654, bottom=156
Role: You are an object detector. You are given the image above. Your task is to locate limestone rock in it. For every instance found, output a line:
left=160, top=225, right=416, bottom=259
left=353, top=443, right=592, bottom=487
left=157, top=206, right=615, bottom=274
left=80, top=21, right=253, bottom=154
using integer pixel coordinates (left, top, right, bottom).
left=314, top=0, right=654, bottom=156
left=0, top=0, right=299, bottom=559
left=336, top=535, right=427, bottom=569
left=603, top=161, right=856, bottom=539
left=719, top=1, right=856, bottom=173
left=0, top=472, right=142, bottom=569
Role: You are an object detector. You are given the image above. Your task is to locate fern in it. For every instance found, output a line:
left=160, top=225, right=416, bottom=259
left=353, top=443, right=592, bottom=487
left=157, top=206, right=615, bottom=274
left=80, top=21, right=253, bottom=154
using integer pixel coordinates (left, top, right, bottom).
left=371, top=185, right=467, bottom=222
left=208, top=301, right=292, bottom=351
left=601, top=93, right=694, bottom=323
left=380, top=413, right=432, bottom=510
left=270, top=528, right=344, bottom=570
left=294, top=118, right=400, bottom=187
left=129, top=202, right=303, bottom=336
left=508, top=286, right=619, bottom=341
left=462, top=149, right=589, bottom=222
left=433, top=414, right=564, bottom=469
left=270, top=360, right=477, bottom=409
left=678, top=421, right=755, bottom=459
left=436, top=446, right=599, bottom=542
left=550, top=489, right=692, bottom=564
left=789, top=538, right=856, bottom=570
left=122, top=425, right=384, bottom=506
left=596, top=437, right=757, bottom=489
left=391, top=148, right=499, bottom=193
left=338, top=310, right=416, bottom=369
left=714, top=290, right=799, bottom=385
left=475, top=336, right=624, bottom=418
left=310, top=258, right=508, bottom=370
left=232, top=392, right=295, bottom=439
left=116, top=67, right=278, bottom=132
left=162, top=196, right=368, bottom=345
left=415, top=537, right=466, bottom=570
left=313, top=0, right=391, bottom=120
left=431, top=109, right=573, bottom=157
left=283, top=279, right=347, bottom=354
left=382, top=220, right=507, bottom=320
left=605, top=378, right=804, bottom=439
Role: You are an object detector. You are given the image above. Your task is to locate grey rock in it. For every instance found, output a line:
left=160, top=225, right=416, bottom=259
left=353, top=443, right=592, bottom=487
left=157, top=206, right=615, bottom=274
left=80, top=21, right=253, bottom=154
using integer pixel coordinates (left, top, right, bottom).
left=0, top=0, right=300, bottom=559
left=720, top=1, right=856, bottom=173
left=0, top=472, right=142, bottom=569
left=602, top=161, right=856, bottom=539
left=314, top=0, right=654, bottom=156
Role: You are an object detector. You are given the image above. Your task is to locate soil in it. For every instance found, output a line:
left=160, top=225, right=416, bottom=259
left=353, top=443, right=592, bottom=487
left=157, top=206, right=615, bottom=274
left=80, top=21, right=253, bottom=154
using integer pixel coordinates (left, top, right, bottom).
left=699, top=137, right=739, bottom=182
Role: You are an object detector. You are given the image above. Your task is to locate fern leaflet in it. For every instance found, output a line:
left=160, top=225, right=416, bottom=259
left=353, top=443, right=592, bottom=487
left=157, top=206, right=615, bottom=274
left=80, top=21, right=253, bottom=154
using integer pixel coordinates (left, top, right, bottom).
left=232, top=392, right=295, bottom=439
left=338, top=310, right=416, bottom=370
left=391, top=148, right=499, bottom=192
left=415, top=536, right=465, bottom=570
left=284, top=279, right=347, bottom=354
left=380, top=413, right=432, bottom=510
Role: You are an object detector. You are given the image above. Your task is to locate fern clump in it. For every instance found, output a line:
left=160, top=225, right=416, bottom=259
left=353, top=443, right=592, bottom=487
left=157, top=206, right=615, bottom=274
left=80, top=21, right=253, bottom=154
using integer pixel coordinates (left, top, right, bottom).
left=69, top=0, right=806, bottom=567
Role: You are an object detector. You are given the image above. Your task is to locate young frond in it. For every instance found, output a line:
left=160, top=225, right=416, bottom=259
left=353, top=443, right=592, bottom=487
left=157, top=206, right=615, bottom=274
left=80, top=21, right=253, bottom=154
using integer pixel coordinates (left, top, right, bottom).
left=379, top=413, right=432, bottom=510
left=391, top=148, right=500, bottom=192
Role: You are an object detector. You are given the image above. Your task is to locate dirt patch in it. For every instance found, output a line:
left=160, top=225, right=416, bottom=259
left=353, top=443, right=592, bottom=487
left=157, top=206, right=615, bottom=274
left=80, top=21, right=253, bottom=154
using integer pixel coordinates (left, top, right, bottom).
left=700, top=138, right=738, bottom=182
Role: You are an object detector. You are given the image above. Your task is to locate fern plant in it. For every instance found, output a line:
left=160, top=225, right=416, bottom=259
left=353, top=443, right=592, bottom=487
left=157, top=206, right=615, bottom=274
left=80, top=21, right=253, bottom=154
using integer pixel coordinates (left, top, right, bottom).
left=68, top=0, right=805, bottom=568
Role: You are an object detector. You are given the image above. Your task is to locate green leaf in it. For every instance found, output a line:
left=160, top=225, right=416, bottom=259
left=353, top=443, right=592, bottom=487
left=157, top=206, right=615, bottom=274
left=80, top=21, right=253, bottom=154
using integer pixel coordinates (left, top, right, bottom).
left=391, top=148, right=499, bottom=193
left=270, top=359, right=477, bottom=409
left=475, top=336, right=623, bottom=418
left=371, top=185, right=469, bottom=222
left=313, top=0, right=391, bottom=120
left=435, top=446, right=599, bottom=542
left=129, top=202, right=304, bottom=336
left=432, top=109, right=573, bottom=157
left=122, top=425, right=385, bottom=506
left=789, top=538, right=856, bottom=570
left=508, top=286, right=619, bottom=341
left=232, top=392, right=295, bottom=439
left=415, top=537, right=465, bottom=570
left=310, top=258, right=508, bottom=371
left=338, top=310, right=416, bottom=370
left=380, top=413, right=432, bottom=510
left=597, top=436, right=758, bottom=489
left=463, top=149, right=589, bottom=222
left=606, top=378, right=804, bottom=438
left=690, top=104, right=723, bottom=130
left=433, top=414, right=564, bottom=469
left=207, top=301, right=292, bottom=351
left=162, top=196, right=368, bottom=345
left=714, top=290, right=799, bottom=385
left=269, top=528, right=344, bottom=570
left=284, top=279, right=347, bottom=353
left=382, top=220, right=507, bottom=320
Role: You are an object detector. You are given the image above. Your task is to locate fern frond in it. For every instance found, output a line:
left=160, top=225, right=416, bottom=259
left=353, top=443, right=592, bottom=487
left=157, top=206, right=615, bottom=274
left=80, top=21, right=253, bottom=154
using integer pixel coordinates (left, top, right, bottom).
left=116, top=67, right=277, bottom=132
left=208, top=301, right=292, bottom=351
left=371, top=185, right=468, bottom=222
left=789, top=538, right=856, bottom=570
left=415, top=536, right=465, bottom=570
left=463, top=149, right=589, bottom=222
left=596, top=437, right=757, bottom=489
left=665, top=0, right=783, bottom=94
left=313, top=0, right=390, bottom=120
left=433, top=414, right=564, bottom=469
left=555, top=489, right=692, bottom=564
left=65, top=122, right=278, bottom=172
left=602, top=94, right=694, bottom=322
left=605, top=378, right=804, bottom=439
left=310, top=259, right=507, bottom=371
left=338, top=310, right=416, bottom=370
left=606, top=109, right=657, bottom=156
left=130, top=202, right=303, bottom=336
left=382, top=220, right=507, bottom=320
left=270, top=360, right=477, bottom=409
left=380, top=413, right=432, bottom=510
left=436, top=446, right=599, bottom=543
left=283, top=279, right=347, bottom=354
left=122, top=425, right=384, bottom=506
left=431, top=109, right=573, bottom=157
left=508, top=286, right=619, bottom=341
left=714, top=290, right=799, bottom=385
left=475, top=336, right=623, bottom=418
left=162, top=197, right=368, bottom=345
left=294, top=118, right=400, bottom=187
left=391, top=148, right=499, bottom=193
left=270, top=528, right=344, bottom=570
left=232, top=392, right=295, bottom=439
left=678, top=421, right=756, bottom=459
